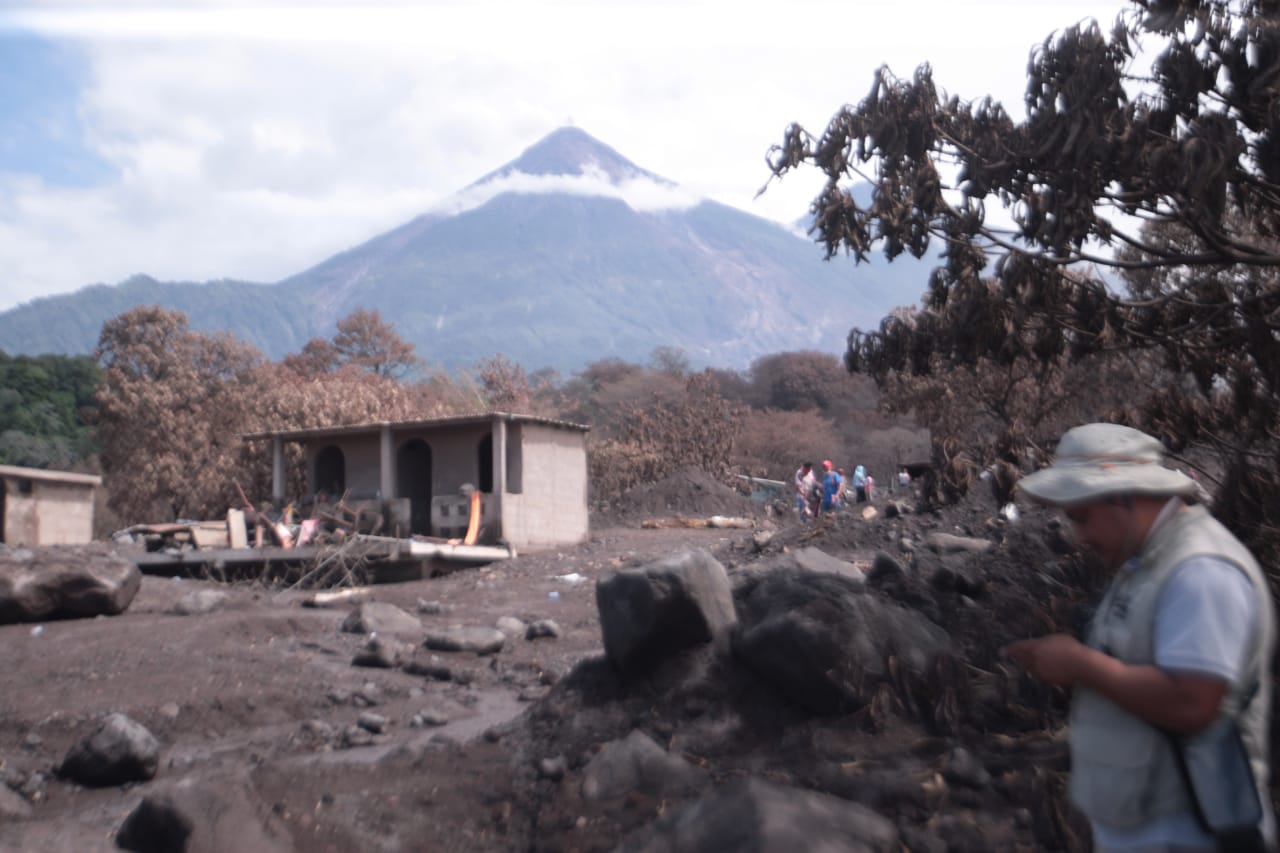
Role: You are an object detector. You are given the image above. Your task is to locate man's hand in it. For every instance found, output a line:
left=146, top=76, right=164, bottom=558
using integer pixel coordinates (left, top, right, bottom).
left=1002, top=633, right=1090, bottom=687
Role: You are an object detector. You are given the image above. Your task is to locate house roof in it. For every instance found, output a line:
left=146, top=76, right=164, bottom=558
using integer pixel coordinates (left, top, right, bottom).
left=240, top=411, right=590, bottom=443
left=0, top=464, right=102, bottom=487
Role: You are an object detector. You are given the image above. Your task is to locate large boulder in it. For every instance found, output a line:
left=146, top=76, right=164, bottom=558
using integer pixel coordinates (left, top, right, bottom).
left=596, top=549, right=737, bottom=676
left=0, top=547, right=141, bottom=624
left=733, top=569, right=952, bottom=715
left=58, top=713, right=160, bottom=788
left=617, top=776, right=899, bottom=853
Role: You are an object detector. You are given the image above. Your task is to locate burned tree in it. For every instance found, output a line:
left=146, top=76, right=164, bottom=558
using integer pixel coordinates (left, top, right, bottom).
left=767, top=0, right=1280, bottom=561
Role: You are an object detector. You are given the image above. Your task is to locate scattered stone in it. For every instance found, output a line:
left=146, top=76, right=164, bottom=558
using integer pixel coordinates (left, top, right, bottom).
left=326, top=688, right=351, bottom=705
left=341, top=726, right=374, bottom=748
left=942, top=747, right=992, bottom=789
left=866, top=552, right=905, bottom=586
left=402, top=660, right=453, bottom=681
left=416, top=709, right=449, bottom=727
left=357, top=712, right=389, bottom=734
left=495, top=616, right=526, bottom=637
left=0, top=784, right=32, bottom=821
left=0, top=548, right=141, bottom=624
left=786, top=547, right=866, bottom=587
left=340, top=602, right=423, bottom=637
left=416, top=599, right=446, bottom=615
left=423, top=625, right=506, bottom=655
left=925, top=532, right=993, bottom=554
left=883, top=500, right=911, bottom=518
left=581, top=729, right=708, bottom=802
left=517, top=688, right=546, bottom=702
left=158, top=703, right=181, bottom=720
left=538, top=755, right=568, bottom=781
left=525, top=619, right=561, bottom=640
left=170, top=589, right=229, bottom=616
left=22, top=732, right=41, bottom=749
left=352, top=635, right=406, bottom=668
left=352, top=684, right=384, bottom=707
left=616, top=777, right=898, bottom=853
left=751, top=530, right=775, bottom=551
left=58, top=713, right=160, bottom=788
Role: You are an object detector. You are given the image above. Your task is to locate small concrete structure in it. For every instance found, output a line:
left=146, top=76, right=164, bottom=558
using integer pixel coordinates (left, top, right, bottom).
left=242, top=412, right=589, bottom=550
left=0, top=464, right=102, bottom=546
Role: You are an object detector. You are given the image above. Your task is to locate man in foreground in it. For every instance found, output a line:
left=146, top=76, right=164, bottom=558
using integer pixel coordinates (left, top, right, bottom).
left=1004, top=423, right=1275, bottom=852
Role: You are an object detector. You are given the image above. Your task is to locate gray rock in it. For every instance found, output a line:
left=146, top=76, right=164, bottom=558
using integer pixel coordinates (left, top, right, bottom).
left=340, top=602, right=422, bottom=636
left=495, top=616, right=526, bottom=636
left=352, top=635, right=406, bottom=668
left=423, top=625, right=506, bottom=655
left=116, top=771, right=292, bottom=853
left=925, top=532, right=993, bottom=554
left=733, top=569, right=952, bottom=715
left=58, top=713, right=160, bottom=788
left=0, top=784, right=32, bottom=821
left=883, top=500, right=912, bottom=518
left=0, top=548, right=140, bottom=624
left=787, top=547, right=866, bottom=587
left=416, top=599, right=445, bottom=615
left=357, top=712, right=388, bottom=734
left=917, top=550, right=986, bottom=597
left=342, top=726, right=374, bottom=748
left=538, top=755, right=568, bottom=781
left=417, top=709, right=450, bottom=727
left=171, top=589, right=229, bottom=616
left=617, top=777, right=899, bottom=853
left=866, top=552, right=905, bottom=586
left=596, top=549, right=737, bottom=676
left=942, top=747, right=991, bottom=789
left=581, top=729, right=708, bottom=802
left=525, top=619, right=561, bottom=640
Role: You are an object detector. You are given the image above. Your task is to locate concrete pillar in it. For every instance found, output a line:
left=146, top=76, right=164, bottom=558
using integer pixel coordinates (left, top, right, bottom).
left=271, top=436, right=285, bottom=504
left=492, top=417, right=506, bottom=538
left=380, top=424, right=395, bottom=500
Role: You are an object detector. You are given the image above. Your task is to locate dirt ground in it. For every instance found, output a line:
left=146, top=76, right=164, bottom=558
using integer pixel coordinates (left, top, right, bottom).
left=0, top=470, right=1110, bottom=852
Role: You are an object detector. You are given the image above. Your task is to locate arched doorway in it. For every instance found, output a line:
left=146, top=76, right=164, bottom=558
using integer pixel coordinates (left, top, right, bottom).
left=397, top=439, right=433, bottom=535
left=314, top=445, right=346, bottom=498
left=477, top=433, right=493, bottom=493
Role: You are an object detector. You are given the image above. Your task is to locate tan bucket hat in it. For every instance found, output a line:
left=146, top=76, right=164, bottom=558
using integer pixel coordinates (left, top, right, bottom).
left=1018, top=423, right=1197, bottom=506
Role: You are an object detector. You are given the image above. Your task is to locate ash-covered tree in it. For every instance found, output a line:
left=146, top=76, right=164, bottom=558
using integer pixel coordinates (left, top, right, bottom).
left=767, top=0, right=1280, bottom=561
left=95, top=306, right=262, bottom=522
left=284, top=308, right=418, bottom=379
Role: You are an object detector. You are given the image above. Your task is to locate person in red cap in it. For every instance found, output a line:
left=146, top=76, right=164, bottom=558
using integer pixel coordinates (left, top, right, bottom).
left=819, top=460, right=842, bottom=514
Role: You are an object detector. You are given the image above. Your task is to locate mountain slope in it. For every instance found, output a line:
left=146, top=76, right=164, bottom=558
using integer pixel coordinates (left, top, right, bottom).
left=0, top=128, right=930, bottom=371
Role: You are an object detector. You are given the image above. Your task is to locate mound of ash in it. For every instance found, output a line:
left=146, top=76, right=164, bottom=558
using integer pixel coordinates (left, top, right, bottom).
left=602, top=467, right=766, bottom=524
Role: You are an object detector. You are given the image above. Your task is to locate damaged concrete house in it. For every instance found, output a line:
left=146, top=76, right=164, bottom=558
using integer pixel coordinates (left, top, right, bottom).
left=0, top=464, right=102, bottom=546
left=242, top=412, right=590, bottom=551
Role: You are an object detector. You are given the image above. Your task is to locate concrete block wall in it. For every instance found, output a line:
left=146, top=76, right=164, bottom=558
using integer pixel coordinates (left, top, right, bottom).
left=501, top=425, right=588, bottom=548
left=1, top=479, right=96, bottom=545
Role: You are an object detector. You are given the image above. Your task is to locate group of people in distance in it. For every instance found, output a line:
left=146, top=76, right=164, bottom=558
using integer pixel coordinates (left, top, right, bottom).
left=793, top=460, right=873, bottom=521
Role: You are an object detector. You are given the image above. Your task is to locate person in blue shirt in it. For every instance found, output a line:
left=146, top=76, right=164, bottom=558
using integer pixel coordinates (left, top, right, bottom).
left=819, top=460, right=842, bottom=514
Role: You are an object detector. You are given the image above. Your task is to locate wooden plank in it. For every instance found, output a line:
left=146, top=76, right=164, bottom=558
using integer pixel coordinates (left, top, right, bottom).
left=227, top=509, right=248, bottom=549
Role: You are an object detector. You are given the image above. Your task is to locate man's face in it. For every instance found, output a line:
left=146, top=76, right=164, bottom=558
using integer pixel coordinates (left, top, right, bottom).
left=1063, top=500, right=1136, bottom=570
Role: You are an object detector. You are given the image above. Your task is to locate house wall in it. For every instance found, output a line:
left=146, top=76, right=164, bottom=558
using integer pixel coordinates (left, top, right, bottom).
left=501, top=424, right=588, bottom=549
left=295, top=420, right=587, bottom=549
left=1, top=477, right=96, bottom=545
left=305, top=436, right=382, bottom=499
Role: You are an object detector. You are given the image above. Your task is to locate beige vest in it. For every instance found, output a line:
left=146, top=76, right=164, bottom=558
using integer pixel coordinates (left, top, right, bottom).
left=1069, top=504, right=1274, bottom=829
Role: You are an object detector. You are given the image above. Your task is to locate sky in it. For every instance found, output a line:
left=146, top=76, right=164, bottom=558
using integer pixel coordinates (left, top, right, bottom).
left=0, top=0, right=1135, bottom=314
